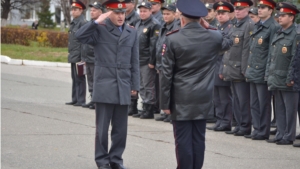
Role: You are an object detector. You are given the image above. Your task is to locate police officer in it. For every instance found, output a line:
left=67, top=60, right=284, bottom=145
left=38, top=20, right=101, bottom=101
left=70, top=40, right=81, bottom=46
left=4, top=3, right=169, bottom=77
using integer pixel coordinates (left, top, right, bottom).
left=125, top=0, right=140, bottom=27
left=265, top=2, right=300, bottom=145
left=160, top=0, right=224, bottom=167
left=154, top=4, right=180, bottom=122
left=205, top=3, right=219, bottom=27
left=75, top=0, right=139, bottom=168
left=65, top=0, right=87, bottom=107
left=249, top=7, right=260, bottom=23
left=82, top=1, right=104, bottom=110
left=132, top=2, right=160, bottom=119
left=206, top=1, right=234, bottom=132
left=149, top=0, right=165, bottom=25
left=244, top=0, right=279, bottom=140
left=222, top=0, right=254, bottom=136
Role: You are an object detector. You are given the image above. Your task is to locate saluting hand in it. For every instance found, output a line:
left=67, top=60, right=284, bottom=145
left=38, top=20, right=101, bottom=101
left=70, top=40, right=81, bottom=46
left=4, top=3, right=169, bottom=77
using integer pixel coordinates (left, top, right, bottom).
left=199, top=18, right=209, bottom=29
left=95, top=11, right=113, bottom=24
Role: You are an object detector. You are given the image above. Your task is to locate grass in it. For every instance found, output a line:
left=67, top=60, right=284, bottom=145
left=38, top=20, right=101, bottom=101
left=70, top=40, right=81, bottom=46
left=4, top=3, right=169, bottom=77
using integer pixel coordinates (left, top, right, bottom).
left=1, top=42, right=68, bottom=62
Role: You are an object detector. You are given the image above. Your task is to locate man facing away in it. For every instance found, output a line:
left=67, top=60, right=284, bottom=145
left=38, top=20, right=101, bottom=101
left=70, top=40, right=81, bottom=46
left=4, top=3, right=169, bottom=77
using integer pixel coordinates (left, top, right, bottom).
left=75, top=0, right=139, bottom=168
left=160, top=0, right=223, bottom=168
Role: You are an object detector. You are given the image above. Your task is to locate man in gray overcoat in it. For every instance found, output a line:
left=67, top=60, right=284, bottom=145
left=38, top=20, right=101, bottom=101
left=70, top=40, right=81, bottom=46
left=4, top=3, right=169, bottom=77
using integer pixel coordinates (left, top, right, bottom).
left=75, top=0, right=139, bottom=168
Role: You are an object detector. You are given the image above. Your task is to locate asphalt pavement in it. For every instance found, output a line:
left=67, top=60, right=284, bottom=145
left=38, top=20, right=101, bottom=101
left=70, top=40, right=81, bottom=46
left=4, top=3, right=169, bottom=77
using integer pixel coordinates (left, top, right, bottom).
left=1, top=63, right=299, bottom=169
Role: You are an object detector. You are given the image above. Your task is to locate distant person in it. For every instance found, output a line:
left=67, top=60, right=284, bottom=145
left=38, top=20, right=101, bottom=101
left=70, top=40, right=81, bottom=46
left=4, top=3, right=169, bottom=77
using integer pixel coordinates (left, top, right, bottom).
left=32, top=20, right=39, bottom=29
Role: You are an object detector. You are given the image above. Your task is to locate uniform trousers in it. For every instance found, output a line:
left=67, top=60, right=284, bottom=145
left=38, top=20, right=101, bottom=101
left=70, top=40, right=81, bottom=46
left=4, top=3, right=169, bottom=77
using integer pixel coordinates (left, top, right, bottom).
left=95, top=103, right=129, bottom=167
left=274, top=90, right=299, bottom=141
left=71, top=63, right=86, bottom=104
left=86, top=62, right=95, bottom=94
left=250, top=83, right=272, bottom=138
left=172, top=120, right=206, bottom=169
left=139, top=64, right=157, bottom=104
left=231, top=81, right=251, bottom=133
left=214, top=86, right=232, bottom=128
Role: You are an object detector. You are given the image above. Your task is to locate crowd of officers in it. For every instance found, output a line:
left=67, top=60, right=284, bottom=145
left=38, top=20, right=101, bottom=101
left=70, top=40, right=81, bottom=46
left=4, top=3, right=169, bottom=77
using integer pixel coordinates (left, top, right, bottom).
left=65, top=0, right=300, bottom=148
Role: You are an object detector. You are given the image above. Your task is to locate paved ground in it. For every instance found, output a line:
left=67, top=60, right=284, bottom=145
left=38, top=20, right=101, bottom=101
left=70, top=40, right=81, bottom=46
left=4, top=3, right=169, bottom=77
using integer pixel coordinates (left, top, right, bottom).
left=1, top=63, right=300, bottom=169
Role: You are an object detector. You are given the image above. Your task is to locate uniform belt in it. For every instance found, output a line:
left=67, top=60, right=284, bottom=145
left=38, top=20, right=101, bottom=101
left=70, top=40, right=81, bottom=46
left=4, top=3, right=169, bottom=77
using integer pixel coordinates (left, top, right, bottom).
left=98, top=63, right=132, bottom=69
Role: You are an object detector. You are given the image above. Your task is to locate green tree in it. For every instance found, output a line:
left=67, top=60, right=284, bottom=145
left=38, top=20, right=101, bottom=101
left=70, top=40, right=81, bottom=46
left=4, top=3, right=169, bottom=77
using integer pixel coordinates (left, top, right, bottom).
left=37, top=0, right=56, bottom=28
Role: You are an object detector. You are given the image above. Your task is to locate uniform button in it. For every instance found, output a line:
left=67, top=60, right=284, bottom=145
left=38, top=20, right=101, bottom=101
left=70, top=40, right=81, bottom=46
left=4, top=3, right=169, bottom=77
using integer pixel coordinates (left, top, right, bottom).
left=248, top=65, right=250, bottom=68
left=273, top=45, right=275, bottom=47
left=256, top=66, right=258, bottom=68
left=224, top=64, right=226, bottom=67
left=224, top=78, right=226, bottom=80
left=234, top=64, right=236, bottom=67
left=250, top=51, right=252, bottom=54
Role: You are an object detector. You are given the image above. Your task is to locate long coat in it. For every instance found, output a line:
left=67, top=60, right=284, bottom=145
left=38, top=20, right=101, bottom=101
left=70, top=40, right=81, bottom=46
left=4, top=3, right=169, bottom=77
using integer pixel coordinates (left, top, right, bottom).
left=160, top=22, right=223, bottom=121
left=222, top=16, right=254, bottom=81
left=245, top=17, right=280, bottom=84
left=75, top=19, right=140, bottom=105
left=266, top=25, right=300, bottom=91
left=215, top=20, right=233, bottom=86
left=68, top=14, right=87, bottom=63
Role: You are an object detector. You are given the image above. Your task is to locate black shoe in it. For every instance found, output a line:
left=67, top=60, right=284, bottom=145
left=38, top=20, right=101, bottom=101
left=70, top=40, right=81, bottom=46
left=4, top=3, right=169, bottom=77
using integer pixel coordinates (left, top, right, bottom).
left=234, top=131, right=251, bottom=136
left=140, top=104, right=154, bottom=119
left=206, top=126, right=217, bottom=130
left=132, top=113, right=141, bottom=118
left=266, top=138, right=279, bottom=143
left=110, top=163, right=126, bottom=169
left=98, top=164, right=112, bottom=169
left=270, top=129, right=277, bottom=135
left=65, top=101, right=76, bottom=105
left=214, top=126, right=231, bottom=132
left=73, top=103, right=83, bottom=106
left=89, top=104, right=95, bottom=109
left=225, top=128, right=239, bottom=134
left=276, top=139, right=293, bottom=145
left=295, top=134, right=300, bottom=140
left=155, top=114, right=167, bottom=121
left=128, top=99, right=138, bottom=116
left=82, top=101, right=93, bottom=108
left=252, top=135, right=267, bottom=140
left=244, top=134, right=255, bottom=139
left=163, top=115, right=171, bottom=122
left=293, top=143, right=300, bottom=147
left=206, top=118, right=217, bottom=123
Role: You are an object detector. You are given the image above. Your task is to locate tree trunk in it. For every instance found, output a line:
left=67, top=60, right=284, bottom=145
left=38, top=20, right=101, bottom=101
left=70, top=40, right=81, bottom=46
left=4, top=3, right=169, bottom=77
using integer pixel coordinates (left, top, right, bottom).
left=61, top=0, right=71, bottom=27
left=1, top=0, right=11, bottom=20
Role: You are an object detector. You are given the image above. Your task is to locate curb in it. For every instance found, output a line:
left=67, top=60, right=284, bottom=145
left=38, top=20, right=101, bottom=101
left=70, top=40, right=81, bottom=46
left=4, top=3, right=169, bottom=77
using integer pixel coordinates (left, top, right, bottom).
left=1, top=55, right=70, bottom=68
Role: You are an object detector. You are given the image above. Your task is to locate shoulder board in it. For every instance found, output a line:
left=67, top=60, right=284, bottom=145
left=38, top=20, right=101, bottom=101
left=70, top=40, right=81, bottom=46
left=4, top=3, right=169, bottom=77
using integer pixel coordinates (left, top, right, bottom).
left=166, top=29, right=179, bottom=36
left=207, top=27, right=217, bottom=30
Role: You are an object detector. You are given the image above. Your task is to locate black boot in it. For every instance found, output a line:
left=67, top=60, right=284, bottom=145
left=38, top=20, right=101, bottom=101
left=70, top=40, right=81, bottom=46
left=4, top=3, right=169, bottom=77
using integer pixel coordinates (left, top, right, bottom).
left=132, top=103, right=145, bottom=118
left=140, top=104, right=154, bottom=119
left=163, top=115, right=171, bottom=122
left=155, top=113, right=168, bottom=121
left=128, top=99, right=138, bottom=116
left=82, top=101, right=93, bottom=108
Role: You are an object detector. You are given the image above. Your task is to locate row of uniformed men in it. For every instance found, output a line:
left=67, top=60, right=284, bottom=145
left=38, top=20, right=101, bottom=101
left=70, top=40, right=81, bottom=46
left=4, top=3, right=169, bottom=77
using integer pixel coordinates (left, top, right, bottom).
left=202, top=0, right=300, bottom=148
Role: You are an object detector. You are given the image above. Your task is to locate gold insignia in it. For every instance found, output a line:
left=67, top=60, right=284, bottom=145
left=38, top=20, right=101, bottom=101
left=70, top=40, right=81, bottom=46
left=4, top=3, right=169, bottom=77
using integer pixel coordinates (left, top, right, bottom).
left=237, top=2, right=241, bottom=6
left=279, top=3, right=283, bottom=7
left=155, top=30, right=159, bottom=36
left=143, top=28, right=148, bottom=33
left=73, top=0, right=76, bottom=2
left=142, top=2, right=145, bottom=5
left=219, top=6, right=224, bottom=10
left=282, top=46, right=287, bottom=53
left=205, top=3, right=209, bottom=7
left=118, top=3, right=123, bottom=8
left=260, top=1, right=263, bottom=4
left=94, top=2, right=97, bottom=5
left=218, top=2, right=224, bottom=5
left=280, top=8, right=284, bottom=12
left=72, top=3, right=76, bottom=6
left=249, top=31, right=253, bottom=35
left=235, top=36, right=239, bottom=44
left=258, top=37, right=263, bottom=45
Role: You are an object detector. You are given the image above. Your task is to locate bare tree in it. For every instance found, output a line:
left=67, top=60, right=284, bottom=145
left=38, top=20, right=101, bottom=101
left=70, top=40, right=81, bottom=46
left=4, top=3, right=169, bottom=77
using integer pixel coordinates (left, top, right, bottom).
left=1, top=0, right=39, bottom=26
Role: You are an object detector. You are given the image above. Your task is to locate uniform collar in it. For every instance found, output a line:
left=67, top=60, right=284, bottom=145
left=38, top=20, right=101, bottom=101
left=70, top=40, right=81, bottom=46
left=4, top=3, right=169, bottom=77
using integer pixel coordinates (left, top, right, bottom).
left=126, top=10, right=136, bottom=20
left=257, top=16, right=274, bottom=28
left=278, top=24, right=296, bottom=35
left=235, top=15, right=250, bottom=27
left=219, top=20, right=231, bottom=30
left=71, top=14, right=84, bottom=24
left=183, top=22, right=203, bottom=30
left=141, top=15, right=153, bottom=25
left=164, top=19, right=176, bottom=30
